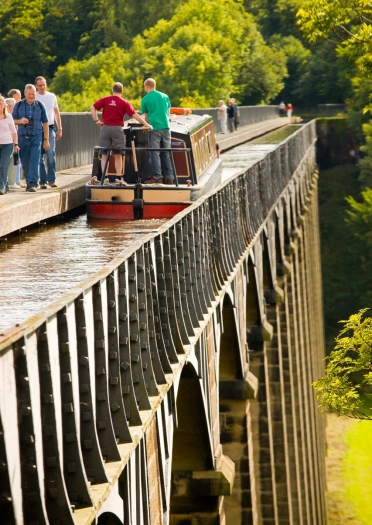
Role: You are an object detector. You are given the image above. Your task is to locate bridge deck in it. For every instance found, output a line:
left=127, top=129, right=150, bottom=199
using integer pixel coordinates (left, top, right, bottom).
left=0, top=117, right=291, bottom=238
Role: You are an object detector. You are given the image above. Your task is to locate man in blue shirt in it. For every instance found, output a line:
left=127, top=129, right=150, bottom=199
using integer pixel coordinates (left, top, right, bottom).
left=140, top=78, right=174, bottom=184
left=12, top=84, right=49, bottom=192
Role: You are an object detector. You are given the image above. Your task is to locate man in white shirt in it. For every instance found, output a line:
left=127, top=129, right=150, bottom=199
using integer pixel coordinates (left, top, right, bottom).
left=35, top=76, right=62, bottom=188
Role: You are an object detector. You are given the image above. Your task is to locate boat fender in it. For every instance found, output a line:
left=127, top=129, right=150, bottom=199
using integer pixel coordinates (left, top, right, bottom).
left=132, top=198, right=144, bottom=210
left=170, top=108, right=192, bottom=115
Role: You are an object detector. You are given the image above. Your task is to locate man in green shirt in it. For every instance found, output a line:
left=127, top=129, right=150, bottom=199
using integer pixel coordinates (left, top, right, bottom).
left=140, top=78, right=174, bottom=184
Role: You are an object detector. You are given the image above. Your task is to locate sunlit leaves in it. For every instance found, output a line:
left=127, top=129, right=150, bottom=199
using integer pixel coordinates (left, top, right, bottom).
left=52, top=0, right=287, bottom=109
left=313, top=310, right=372, bottom=419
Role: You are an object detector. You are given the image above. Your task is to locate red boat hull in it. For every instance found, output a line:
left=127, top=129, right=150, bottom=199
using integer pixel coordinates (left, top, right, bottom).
left=87, top=201, right=190, bottom=220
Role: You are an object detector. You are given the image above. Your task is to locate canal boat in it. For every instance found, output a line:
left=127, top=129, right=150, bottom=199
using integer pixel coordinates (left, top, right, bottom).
left=86, top=112, right=222, bottom=220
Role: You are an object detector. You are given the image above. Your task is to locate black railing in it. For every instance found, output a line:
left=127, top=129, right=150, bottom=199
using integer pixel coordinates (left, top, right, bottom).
left=56, top=106, right=280, bottom=172
left=92, top=146, right=196, bottom=186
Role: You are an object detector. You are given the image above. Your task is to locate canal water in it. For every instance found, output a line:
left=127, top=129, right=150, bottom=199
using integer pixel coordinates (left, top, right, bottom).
left=0, top=218, right=165, bottom=332
left=0, top=125, right=302, bottom=333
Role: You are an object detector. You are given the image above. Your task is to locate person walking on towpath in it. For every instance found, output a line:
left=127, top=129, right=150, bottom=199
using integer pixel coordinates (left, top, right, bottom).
left=216, top=100, right=227, bottom=134
left=0, top=95, right=20, bottom=195
left=140, top=78, right=175, bottom=184
left=227, top=99, right=236, bottom=133
left=12, top=84, right=49, bottom=192
left=35, top=76, right=62, bottom=189
left=91, top=82, right=152, bottom=176
left=8, top=89, right=24, bottom=188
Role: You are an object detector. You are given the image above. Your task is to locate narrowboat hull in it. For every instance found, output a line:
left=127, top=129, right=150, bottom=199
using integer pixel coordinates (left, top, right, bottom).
left=86, top=113, right=221, bottom=221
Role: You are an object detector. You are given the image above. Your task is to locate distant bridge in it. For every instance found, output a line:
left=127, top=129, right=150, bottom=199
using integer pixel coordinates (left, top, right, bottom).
left=0, top=120, right=326, bottom=525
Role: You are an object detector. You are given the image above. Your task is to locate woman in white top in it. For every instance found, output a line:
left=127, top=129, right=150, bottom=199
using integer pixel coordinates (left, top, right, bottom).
left=0, top=95, right=19, bottom=194
left=216, top=100, right=227, bottom=134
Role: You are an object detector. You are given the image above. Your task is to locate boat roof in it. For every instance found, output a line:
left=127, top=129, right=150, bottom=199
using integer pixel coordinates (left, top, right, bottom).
left=169, top=113, right=213, bottom=135
left=125, top=113, right=213, bottom=137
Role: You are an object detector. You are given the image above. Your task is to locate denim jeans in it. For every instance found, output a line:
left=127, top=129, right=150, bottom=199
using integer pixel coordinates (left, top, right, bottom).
left=0, top=143, right=13, bottom=192
left=40, top=126, right=56, bottom=183
left=148, top=129, right=174, bottom=180
left=19, top=134, right=42, bottom=186
left=15, top=161, right=21, bottom=184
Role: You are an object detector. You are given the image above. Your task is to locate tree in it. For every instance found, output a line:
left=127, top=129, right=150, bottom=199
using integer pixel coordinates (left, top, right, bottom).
left=297, top=0, right=372, bottom=68
left=298, top=0, right=372, bottom=187
left=50, top=44, right=130, bottom=111
left=244, top=0, right=304, bottom=40
left=0, top=0, right=51, bottom=93
left=52, top=0, right=287, bottom=109
left=124, top=0, right=287, bottom=107
left=269, top=35, right=311, bottom=104
left=313, top=310, right=372, bottom=420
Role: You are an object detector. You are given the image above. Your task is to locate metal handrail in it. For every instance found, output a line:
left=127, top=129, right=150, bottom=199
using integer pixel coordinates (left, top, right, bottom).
left=94, top=146, right=196, bottom=186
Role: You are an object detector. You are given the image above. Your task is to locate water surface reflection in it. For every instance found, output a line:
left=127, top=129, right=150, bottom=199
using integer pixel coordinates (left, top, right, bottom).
left=0, top=215, right=165, bottom=331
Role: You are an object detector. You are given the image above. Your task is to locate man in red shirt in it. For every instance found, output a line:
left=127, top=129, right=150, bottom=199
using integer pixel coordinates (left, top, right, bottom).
left=90, top=82, right=152, bottom=175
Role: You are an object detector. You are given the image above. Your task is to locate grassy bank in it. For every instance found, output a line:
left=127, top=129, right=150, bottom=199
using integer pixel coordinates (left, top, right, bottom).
left=319, top=163, right=372, bottom=521
left=326, top=414, right=372, bottom=524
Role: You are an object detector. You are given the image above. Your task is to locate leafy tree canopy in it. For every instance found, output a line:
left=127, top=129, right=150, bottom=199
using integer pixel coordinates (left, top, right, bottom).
left=0, top=0, right=51, bottom=93
left=313, top=310, right=372, bottom=420
left=50, top=44, right=129, bottom=111
left=52, top=0, right=287, bottom=110
left=297, top=0, right=372, bottom=74
left=245, top=0, right=304, bottom=39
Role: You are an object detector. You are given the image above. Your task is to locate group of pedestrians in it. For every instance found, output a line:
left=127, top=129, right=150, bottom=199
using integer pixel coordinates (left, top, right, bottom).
left=0, top=77, right=61, bottom=194
left=278, top=101, right=293, bottom=118
left=91, top=77, right=175, bottom=184
left=216, top=98, right=239, bottom=134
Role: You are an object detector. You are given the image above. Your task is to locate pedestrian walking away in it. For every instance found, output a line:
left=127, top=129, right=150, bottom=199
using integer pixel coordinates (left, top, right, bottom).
left=8, top=89, right=25, bottom=187
left=0, top=95, right=20, bottom=195
left=227, top=99, right=236, bottom=133
left=12, top=84, right=49, bottom=192
left=35, top=76, right=62, bottom=188
left=278, top=101, right=286, bottom=117
left=286, top=103, right=293, bottom=118
left=231, top=98, right=240, bottom=129
left=140, top=78, right=174, bottom=184
left=91, top=82, right=151, bottom=176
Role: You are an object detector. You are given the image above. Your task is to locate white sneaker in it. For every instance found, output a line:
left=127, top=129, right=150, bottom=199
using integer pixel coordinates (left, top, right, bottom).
left=9, top=184, right=21, bottom=189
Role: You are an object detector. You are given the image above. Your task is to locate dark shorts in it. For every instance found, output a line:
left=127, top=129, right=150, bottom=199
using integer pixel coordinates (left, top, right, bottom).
left=99, top=125, right=125, bottom=151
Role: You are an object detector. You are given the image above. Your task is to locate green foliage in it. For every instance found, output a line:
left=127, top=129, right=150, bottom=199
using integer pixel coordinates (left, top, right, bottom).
left=313, top=310, right=372, bottom=419
left=122, top=0, right=186, bottom=44
left=123, top=0, right=287, bottom=106
left=269, top=35, right=310, bottom=103
left=245, top=0, right=304, bottom=39
left=50, top=44, right=130, bottom=111
left=297, top=0, right=372, bottom=76
left=0, top=0, right=51, bottom=92
left=52, top=0, right=287, bottom=109
left=346, top=187, right=372, bottom=249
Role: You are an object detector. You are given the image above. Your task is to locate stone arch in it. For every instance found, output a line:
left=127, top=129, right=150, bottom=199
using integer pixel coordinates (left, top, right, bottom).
left=171, top=363, right=213, bottom=472
left=170, top=363, right=224, bottom=523
left=246, top=254, right=261, bottom=329
left=274, top=207, right=284, bottom=267
left=246, top=253, right=267, bottom=351
left=219, top=293, right=244, bottom=383
left=97, top=512, right=123, bottom=525
left=262, top=229, right=274, bottom=294
left=219, top=292, right=252, bottom=525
